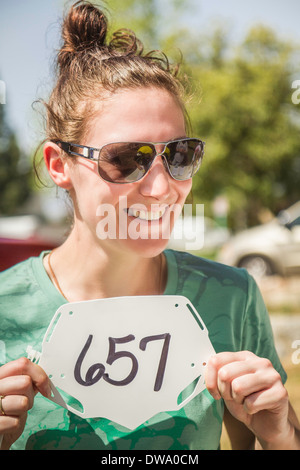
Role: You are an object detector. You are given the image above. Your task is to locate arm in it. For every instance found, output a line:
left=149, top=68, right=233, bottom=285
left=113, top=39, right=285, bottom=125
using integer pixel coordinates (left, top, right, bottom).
left=206, top=351, right=300, bottom=450
left=0, top=357, right=51, bottom=450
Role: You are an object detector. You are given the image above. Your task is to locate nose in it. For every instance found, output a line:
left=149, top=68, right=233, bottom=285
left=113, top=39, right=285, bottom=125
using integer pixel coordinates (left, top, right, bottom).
left=138, top=155, right=171, bottom=200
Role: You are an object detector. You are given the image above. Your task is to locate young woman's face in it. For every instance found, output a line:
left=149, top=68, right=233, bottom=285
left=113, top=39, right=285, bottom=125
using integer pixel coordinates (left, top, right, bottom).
left=67, top=87, right=192, bottom=257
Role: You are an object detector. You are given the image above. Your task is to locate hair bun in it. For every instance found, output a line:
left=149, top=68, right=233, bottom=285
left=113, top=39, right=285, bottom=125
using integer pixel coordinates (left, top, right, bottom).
left=58, top=1, right=108, bottom=69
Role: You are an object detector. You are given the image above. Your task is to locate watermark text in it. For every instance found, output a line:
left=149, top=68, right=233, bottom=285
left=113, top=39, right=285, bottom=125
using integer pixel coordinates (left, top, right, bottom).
left=95, top=197, right=205, bottom=251
left=291, top=79, right=300, bottom=105
left=291, top=340, right=300, bottom=365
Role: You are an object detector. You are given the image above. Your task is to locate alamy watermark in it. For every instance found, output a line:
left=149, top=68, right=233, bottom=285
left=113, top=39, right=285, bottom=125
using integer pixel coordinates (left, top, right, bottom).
left=95, top=197, right=205, bottom=251
left=291, top=80, right=300, bottom=105
left=291, top=340, right=300, bottom=365
left=0, top=80, right=6, bottom=104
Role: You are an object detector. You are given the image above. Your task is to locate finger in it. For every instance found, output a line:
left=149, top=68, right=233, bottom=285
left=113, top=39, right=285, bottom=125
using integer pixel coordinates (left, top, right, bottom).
left=217, top=360, right=257, bottom=401
left=0, top=394, right=33, bottom=416
left=0, top=414, right=24, bottom=434
left=0, top=375, right=36, bottom=402
left=0, top=358, right=51, bottom=398
left=205, top=351, right=255, bottom=399
left=216, top=357, right=276, bottom=402
left=243, top=382, right=288, bottom=415
left=230, top=366, right=283, bottom=404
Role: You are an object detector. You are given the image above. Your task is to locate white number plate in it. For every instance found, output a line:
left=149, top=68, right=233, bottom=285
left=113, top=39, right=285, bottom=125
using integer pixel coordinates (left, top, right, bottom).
left=29, top=295, right=215, bottom=429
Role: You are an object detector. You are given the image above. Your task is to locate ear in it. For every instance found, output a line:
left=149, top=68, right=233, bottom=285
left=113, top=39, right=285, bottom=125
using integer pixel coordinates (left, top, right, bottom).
left=43, top=142, right=73, bottom=190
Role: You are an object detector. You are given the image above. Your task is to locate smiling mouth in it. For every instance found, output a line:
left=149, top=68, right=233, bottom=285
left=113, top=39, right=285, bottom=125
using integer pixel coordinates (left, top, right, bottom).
left=126, top=207, right=167, bottom=221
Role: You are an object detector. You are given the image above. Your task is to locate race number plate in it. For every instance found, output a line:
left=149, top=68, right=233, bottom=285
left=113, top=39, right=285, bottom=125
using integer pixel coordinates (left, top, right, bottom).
left=28, top=295, right=215, bottom=429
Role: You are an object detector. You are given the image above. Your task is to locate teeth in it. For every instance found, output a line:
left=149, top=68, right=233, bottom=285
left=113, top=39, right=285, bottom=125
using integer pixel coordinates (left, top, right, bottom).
left=128, top=208, right=166, bottom=220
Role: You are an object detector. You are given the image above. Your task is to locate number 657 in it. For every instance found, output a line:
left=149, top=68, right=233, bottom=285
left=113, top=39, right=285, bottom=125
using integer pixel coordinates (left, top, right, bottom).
left=74, top=333, right=171, bottom=392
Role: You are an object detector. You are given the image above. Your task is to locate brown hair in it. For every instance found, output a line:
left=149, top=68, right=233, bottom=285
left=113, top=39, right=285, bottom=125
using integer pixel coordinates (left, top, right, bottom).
left=34, top=0, right=190, bottom=182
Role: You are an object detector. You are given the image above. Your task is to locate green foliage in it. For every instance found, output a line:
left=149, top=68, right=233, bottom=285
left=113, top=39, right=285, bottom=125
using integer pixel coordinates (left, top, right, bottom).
left=187, top=26, right=300, bottom=229
left=100, top=0, right=194, bottom=51
left=0, top=104, right=32, bottom=215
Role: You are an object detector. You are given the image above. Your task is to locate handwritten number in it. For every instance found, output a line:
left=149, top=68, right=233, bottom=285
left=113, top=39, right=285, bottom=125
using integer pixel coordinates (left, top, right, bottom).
left=139, top=334, right=171, bottom=391
left=104, top=335, right=138, bottom=386
left=74, top=335, right=105, bottom=386
left=74, top=333, right=171, bottom=391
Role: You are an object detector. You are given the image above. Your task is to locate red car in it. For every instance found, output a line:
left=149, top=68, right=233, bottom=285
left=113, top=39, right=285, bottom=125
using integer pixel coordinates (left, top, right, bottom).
left=0, top=237, right=57, bottom=272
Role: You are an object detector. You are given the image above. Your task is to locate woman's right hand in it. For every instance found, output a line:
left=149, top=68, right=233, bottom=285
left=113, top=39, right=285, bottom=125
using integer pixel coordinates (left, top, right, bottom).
left=0, top=357, right=51, bottom=450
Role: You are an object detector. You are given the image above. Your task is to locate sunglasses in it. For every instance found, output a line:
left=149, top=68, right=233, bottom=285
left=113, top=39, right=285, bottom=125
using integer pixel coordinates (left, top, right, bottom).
left=55, top=138, right=205, bottom=184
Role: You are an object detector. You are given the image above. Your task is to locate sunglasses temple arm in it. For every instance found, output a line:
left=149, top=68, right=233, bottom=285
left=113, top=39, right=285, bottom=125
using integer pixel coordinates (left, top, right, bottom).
left=54, top=141, right=98, bottom=160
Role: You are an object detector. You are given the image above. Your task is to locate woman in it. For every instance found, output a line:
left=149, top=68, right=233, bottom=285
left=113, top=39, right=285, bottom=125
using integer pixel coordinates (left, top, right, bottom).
left=0, top=1, right=299, bottom=450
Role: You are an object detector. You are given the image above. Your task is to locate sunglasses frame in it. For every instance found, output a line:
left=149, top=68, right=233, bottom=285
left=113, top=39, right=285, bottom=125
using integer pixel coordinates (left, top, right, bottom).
left=54, top=138, right=205, bottom=183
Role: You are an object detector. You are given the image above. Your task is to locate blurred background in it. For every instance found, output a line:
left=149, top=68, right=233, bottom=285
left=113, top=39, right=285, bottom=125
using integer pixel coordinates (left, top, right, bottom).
left=0, top=0, right=299, bottom=448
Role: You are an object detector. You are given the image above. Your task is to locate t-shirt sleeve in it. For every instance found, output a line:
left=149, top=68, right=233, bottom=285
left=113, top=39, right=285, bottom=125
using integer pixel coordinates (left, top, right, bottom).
left=241, top=272, right=287, bottom=384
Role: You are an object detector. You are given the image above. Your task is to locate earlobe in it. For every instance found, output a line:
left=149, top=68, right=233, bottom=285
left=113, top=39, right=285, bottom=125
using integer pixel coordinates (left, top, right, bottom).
left=43, top=142, right=73, bottom=190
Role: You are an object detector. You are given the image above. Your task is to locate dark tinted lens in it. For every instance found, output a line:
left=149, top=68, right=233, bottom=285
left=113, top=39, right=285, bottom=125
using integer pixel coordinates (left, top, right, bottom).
left=164, top=139, right=204, bottom=181
left=98, top=143, right=155, bottom=183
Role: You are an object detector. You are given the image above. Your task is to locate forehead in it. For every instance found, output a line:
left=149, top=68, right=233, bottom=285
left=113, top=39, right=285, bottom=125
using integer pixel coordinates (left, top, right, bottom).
left=85, top=87, right=186, bottom=145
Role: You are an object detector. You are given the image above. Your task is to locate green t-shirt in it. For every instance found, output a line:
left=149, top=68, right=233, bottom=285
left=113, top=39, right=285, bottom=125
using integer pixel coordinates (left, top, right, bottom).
left=0, top=250, right=286, bottom=450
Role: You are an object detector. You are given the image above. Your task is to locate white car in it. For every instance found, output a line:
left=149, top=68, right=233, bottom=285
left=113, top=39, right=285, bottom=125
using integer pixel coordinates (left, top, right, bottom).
left=218, top=202, right=300, bottom=278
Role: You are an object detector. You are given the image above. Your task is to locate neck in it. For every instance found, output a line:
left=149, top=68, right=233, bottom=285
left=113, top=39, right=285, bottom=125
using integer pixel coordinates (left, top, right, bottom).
left=44, top=232, right=166, bottom=302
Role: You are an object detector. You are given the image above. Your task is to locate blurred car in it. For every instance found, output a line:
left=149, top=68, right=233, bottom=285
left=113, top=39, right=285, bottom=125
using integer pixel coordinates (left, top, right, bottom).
left=167, top=216, right=230, bottom=252
left=0, top=237, right=57, bottom=272
left=0, top=215, right=58, bottom=272
left=218, top=202, right=300, bottom=278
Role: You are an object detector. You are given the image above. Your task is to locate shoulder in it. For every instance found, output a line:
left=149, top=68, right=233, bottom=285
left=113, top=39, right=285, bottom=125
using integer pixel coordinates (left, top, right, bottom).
left=0, top=252, right=64, bottom=344
left=165, top=249, right=249, bottom=288
left=0, top=257, right=38, bottom=296
left=164, top=249, right=254, bottom=315
left=0, top=252, right=53, bottom=304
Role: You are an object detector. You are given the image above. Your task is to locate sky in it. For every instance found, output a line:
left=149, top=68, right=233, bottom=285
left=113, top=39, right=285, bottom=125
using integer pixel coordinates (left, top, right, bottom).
left=0, top=0, right=300, bottom=152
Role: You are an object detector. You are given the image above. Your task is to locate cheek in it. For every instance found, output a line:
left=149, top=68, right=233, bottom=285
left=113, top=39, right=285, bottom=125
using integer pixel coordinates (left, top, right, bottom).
left=69, top=160, right=129, bottom=206
left=68, top=170, right=113, bottom=225
left=175, top=179, right=193, bottom=203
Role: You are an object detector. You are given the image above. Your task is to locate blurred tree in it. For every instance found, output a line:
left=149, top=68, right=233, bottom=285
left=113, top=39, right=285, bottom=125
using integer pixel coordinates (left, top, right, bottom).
left=186, top=26, right=300, bottom=229
left=105, top=0, right=194, bottom=50
left=106, top=0, right=158, bottom=47
left=0, top=102, right=32, bottom=214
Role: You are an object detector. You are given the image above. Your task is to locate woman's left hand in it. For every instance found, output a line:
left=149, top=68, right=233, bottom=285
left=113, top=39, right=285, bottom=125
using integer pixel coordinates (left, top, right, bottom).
left=205, top=351, right=299, bottom=449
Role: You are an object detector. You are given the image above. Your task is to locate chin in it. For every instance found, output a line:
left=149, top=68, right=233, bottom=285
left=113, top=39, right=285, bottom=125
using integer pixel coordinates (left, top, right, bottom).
left=119, top=237, right=171, bottom=259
